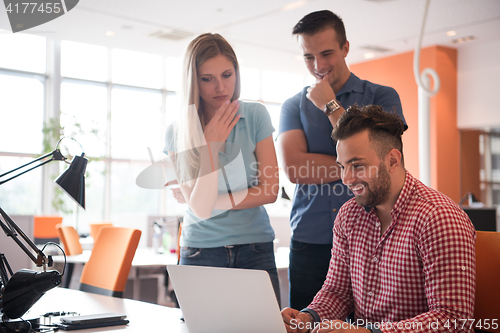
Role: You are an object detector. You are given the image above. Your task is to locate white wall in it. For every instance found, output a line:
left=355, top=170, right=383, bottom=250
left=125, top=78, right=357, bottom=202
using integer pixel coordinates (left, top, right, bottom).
left=457, top=39, right=500, bottom=129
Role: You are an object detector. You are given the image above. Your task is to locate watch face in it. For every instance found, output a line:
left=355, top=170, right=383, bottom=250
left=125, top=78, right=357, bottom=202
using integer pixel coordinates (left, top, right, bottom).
left=325, top=100, right=340, bottom=115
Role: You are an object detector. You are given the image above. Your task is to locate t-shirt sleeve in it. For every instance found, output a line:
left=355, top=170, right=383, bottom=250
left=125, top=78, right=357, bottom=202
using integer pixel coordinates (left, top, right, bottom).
left=254, top=103, right=275, bottom=143
left=163, top=124, right=175, bottom=154
left=278, top=91, right=303, bottom=136
left=374, top=86, right=407, bottom=129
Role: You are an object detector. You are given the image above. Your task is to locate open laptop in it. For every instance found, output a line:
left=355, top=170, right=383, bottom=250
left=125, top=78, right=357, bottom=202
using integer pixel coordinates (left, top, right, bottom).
left=167, top=265, right=287, bottom=333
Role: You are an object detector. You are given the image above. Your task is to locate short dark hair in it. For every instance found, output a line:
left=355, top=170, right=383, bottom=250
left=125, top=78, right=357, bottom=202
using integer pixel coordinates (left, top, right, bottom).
left=332, top=105, right=406, bottom=161
left=292, top=10, right=347, bottom=48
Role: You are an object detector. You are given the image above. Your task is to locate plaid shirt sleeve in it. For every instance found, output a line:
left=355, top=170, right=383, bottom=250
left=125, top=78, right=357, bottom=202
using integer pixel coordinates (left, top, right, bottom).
left=384, top=204, right=476, bottom=333
left=307, top=206, right=355, bottom=320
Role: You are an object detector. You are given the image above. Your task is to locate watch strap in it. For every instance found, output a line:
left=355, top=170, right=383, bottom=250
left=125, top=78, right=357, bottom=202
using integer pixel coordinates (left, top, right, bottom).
left=324, top=99, right=341, bottom=116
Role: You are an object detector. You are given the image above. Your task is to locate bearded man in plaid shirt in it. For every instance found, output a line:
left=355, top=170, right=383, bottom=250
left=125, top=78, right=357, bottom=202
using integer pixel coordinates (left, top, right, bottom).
left=282, top=105, right=476, bottom=333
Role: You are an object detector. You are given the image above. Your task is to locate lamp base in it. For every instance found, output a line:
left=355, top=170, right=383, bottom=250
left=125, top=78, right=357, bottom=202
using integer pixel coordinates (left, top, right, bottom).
left=0, top=317, right=39, bottom=333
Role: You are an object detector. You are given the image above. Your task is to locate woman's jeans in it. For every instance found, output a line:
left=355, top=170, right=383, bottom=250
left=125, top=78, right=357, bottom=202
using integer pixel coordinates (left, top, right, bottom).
left=179, top=241, right=281, bottom=308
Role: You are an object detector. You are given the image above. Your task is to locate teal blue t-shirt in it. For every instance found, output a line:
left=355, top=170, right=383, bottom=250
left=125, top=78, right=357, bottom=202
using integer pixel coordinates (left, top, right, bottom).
left=164, top=101, right=276, bottom=248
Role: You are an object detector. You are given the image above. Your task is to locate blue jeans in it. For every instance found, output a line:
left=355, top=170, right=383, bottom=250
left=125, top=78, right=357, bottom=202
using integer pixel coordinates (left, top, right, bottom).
left=179, top=242, right=281, bottom=308
left=289, top=240, right=332, bottom=310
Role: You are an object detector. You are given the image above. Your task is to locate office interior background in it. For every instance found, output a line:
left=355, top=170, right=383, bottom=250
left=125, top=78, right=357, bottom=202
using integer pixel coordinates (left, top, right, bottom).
left=1, top=0, right=500, bottom=236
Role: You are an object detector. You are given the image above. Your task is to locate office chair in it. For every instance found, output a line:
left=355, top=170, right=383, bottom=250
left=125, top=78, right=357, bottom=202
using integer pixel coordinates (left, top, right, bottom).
left=176, top=221, right=183, bottom=264
left=79, top=227, right=141, bottom=298
left=89, top=222, right=114, bottom=241
left=34, top=216, right=63, bottom=244
left=56, top=224, right=83, bottom=256
left=474, top=231, right=500, bottom=333
left=56, top=224, right=84, bottom=288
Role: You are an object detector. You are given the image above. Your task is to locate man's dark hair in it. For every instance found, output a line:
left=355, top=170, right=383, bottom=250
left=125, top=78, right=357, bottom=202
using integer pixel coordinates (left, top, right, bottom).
left=292, top=10, right=347, bottom=48
left=332, top=105, right=406, bottom=161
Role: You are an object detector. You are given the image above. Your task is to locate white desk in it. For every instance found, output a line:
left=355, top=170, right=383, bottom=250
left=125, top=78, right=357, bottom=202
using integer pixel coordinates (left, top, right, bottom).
left=53, top=247, right=290, bottom=308
left=52, top=249, right=178, bottom=305
left=52, top=248, right=178, bottom=267
left=27, top=287, right=188, bottom=332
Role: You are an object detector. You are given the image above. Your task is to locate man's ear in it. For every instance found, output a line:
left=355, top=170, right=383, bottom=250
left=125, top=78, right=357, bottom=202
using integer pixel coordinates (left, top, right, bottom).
left=342, top=40, right=350, bottom=58
left=387, top=149, right=402, bottom=171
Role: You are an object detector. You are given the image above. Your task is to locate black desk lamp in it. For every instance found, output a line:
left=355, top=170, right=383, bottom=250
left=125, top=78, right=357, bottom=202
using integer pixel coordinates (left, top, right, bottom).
left=0, top=137, right=87, bottom=323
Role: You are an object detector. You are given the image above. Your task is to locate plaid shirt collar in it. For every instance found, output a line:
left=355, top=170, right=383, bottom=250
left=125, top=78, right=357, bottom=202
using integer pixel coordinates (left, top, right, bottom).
left=363, top=170, right=414, bottom=221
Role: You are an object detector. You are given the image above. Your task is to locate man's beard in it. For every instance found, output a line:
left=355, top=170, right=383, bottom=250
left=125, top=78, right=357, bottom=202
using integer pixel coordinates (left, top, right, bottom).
left=353, top=162, right=391, bottom=208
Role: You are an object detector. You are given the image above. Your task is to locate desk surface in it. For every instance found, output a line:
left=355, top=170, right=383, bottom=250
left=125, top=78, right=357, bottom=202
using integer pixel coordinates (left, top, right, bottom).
left=28, top=288, right=188, bottom=332
left=53, top=247, right=290, bottom=269
left=52, top=248, right=179, bottom=267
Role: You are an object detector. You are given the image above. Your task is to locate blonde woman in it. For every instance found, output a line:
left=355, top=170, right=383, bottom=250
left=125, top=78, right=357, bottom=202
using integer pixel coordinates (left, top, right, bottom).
left=164, top=33, right=281, bottom=304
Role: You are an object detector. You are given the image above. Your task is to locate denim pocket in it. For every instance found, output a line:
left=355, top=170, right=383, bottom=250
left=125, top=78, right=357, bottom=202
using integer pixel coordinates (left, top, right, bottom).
left=251, top=242, right=274, bottom=253
left=290, top=240, right=308, bottom=251
left=180, top=246, right=202, bottom=258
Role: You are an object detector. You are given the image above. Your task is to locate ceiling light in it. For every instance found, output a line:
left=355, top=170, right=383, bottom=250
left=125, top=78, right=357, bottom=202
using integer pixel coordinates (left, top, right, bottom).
left=363, top=52, right=375, bottom=59
left=359, top=45, right=391, bottom=53
left=446, top=30, right=457, bottom=37
left=283, top=0, right=307, bottom=11
left=106, top=31, right=116, bottom=37
left=451, top=35, right=475, bottom=44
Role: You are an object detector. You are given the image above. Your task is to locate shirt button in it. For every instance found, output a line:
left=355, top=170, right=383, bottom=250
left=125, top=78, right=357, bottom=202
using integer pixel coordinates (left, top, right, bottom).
left=368, top=291, right=373, bottom=296
left=461, top=266, right=466, bottom=271
left=373, top=257, right=378, bottom=262
left=375, top=222, right=380, bottom=227
left=332, top=209, right=337, bottom=213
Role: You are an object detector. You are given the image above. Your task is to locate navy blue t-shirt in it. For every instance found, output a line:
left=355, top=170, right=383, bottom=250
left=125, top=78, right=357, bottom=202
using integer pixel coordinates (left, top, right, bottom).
left=278, top=73, right=406, bottom=244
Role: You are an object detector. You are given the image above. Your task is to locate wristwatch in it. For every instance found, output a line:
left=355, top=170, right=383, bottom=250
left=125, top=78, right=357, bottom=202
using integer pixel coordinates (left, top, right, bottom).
left=324, top=99, right=341, bottom=116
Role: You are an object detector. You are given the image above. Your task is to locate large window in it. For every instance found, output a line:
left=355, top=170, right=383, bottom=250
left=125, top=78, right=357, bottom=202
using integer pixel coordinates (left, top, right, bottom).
left=0, top=33, right=309, bottom=233
left=0, top=74, right=44, bottom=153
left=0, top=33, right=46, bottom=73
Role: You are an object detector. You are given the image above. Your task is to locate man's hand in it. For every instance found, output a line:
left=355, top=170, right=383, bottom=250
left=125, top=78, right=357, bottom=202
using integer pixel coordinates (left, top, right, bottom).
left=281, top=307, right=313, bottom=333
left=311, top=320, right=371, bottom=333
left=306, top=77, right=336, bottom=112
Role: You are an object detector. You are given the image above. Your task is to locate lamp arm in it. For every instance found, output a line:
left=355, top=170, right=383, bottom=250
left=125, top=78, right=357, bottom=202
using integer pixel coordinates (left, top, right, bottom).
left=0, top=253, right=13, bottom=289
left=0, top=149, right=66, bottom=186
left=0, top=207, right=48, bottom=268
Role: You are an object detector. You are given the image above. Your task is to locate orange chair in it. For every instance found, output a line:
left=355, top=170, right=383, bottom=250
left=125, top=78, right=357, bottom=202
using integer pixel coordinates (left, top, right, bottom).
left=55, top=224, right=83, bottom=256
left=474, top=231, right=500, bottom=333
left=89, top=222, right=114, bottom=241
left=176, top=221, right=183, bottom=264
left=34, top=216, right=63, bottom=244
left=56, top=224, right=84, bottom=288
left=79, top=227, right=141, bottom=297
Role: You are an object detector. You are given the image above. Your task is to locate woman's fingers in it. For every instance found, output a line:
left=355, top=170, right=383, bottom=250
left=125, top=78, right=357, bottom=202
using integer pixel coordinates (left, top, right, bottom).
left=219, top=100, right=239, bottom=125
left=205, top=100, right=240, bottom=141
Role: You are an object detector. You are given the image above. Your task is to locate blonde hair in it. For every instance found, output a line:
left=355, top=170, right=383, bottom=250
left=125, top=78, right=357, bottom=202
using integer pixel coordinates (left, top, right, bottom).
left=173, top=33, right=241, bottom=183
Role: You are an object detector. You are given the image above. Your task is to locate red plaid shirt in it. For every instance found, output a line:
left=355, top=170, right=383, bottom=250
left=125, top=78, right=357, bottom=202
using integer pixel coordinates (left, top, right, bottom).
left=308, top=171, right=476, bottom=332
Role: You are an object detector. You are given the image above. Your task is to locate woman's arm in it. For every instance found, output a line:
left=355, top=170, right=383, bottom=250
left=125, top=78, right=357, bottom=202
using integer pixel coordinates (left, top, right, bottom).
left=213, top=135, right=279, bottom=210
left=169, top=100, right=240, bottom=219
left=169, top=135, right=279, bottom=213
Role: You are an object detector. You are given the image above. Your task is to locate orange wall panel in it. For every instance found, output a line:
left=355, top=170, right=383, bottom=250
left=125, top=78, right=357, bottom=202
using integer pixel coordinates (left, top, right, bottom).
left=350, top=46, right=459, bottom=202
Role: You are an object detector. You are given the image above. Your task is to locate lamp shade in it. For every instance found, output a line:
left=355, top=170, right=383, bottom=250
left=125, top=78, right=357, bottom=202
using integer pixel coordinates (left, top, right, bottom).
left=55, top=153, right=87, bottom=210
left=2, top=269, right=61, bottom=319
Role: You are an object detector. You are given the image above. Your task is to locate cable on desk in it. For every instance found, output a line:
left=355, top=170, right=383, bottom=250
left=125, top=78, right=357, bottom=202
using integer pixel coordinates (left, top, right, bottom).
left=41, top=242, right=66, bottom=276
